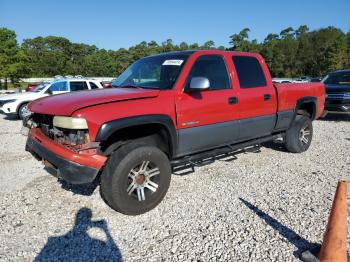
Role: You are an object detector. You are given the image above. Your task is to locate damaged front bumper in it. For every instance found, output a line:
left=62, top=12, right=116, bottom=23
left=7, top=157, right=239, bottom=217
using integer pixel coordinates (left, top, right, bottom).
left=26, top=128, right=107, bottom=184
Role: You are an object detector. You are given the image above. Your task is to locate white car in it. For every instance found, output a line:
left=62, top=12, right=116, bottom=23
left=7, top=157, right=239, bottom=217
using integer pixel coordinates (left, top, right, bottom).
left=0, top=78, right=103, bottom=119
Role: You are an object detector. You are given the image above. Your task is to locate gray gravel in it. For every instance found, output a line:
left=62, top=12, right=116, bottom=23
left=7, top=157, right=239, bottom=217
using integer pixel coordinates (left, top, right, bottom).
left=0, top=111, right=349, bottom=261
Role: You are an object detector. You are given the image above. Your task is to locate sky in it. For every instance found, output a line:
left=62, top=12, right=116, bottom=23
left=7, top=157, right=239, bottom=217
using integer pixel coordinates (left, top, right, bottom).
left=0, top=0, right=349, bottom=50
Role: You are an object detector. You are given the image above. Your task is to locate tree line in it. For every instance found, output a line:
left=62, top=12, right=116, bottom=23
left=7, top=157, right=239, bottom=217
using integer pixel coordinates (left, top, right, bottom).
left=0, top=25, right=349, bottom=88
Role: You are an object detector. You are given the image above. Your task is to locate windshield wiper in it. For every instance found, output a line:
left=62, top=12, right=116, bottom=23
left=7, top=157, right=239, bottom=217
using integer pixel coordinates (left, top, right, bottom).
left=115, top=85, right=161, bottom=90
left=118, top=85, right=143, bottom=89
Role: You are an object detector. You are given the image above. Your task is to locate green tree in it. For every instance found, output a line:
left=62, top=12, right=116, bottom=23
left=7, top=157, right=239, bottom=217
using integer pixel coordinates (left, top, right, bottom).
left=229, top=28, right=250, bottom=51
left=326, top=34, right=348, bottom=71
left=201, top=40, right=215, bottom=49
left=179, top=42, right=189, bottom=50
left=0, top=28, right=27, bottom=89
left=0, top=24, right=346, bottom=80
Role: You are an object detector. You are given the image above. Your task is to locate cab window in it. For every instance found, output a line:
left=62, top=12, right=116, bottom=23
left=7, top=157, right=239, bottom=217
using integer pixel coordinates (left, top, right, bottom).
left=186, top=55, right=230, bottom=90
left=70, top=81, right=89, bottom=92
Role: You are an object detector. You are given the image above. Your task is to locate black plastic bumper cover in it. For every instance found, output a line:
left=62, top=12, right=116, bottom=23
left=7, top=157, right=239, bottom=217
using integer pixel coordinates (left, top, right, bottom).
left=26, top=137, right=99, bottom=184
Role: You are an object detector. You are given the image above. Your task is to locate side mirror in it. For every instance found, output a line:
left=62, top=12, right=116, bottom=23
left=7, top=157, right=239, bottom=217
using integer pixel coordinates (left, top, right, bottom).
left=189, top=77, right=210, bottom=91
left=46, top=88, right=53, bottom=95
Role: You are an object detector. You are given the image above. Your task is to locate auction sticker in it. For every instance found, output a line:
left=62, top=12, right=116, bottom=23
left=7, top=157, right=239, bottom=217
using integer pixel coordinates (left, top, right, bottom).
left=162, top=60, right=184, bottom=66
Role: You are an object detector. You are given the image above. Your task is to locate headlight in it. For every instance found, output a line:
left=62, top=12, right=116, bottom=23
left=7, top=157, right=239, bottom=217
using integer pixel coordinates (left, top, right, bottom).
left=53, top=116, right=88, bottom=129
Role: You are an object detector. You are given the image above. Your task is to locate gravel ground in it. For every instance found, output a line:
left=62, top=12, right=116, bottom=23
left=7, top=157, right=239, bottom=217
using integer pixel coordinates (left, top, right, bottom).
left=0, top=109, right=349, bottom=261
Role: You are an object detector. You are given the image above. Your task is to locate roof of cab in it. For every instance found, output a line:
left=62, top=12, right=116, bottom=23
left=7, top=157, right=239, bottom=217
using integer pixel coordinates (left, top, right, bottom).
left=146, top=50, right=260, bottom=59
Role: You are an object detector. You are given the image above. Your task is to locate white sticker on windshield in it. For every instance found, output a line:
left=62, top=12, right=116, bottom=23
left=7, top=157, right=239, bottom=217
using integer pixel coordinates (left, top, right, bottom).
left=162, top=59, right=184, bottom=66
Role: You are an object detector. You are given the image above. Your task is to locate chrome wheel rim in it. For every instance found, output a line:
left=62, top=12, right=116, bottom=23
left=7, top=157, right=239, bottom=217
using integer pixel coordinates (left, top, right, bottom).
left=127, top=161, right=160, bottom=201
left=299, top=124, right=311, bottom=145
left=20, top=105, right=30, bottom=118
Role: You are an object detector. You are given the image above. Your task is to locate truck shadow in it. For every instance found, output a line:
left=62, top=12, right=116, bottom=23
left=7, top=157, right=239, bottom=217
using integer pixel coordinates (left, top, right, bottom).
left=319, top=113, right=350, bottom=122
left=3, top=114, right=19, bottom=121
left=261, top=141, right=288, bottom=152
left=58, top=177, right=100, bottom=196
left=34, top=207, right=123, bottom=261
left=239, top=198, right=320, bottom=259
left=43, top=166, right=100, bottom=196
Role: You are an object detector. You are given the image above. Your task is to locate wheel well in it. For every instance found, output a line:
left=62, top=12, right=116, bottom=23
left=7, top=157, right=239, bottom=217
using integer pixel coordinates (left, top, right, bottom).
left=297, top=101, right=316, bottom=119
left=99, top=124, right=172, bottom=157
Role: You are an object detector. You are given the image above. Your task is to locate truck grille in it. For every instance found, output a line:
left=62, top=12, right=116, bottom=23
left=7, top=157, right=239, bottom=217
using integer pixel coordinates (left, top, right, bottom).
left=326, top=93, right=350, bottom=100
left=32, top=114, right=54, bottom=138
left=31, top=113, right=89, bottom=148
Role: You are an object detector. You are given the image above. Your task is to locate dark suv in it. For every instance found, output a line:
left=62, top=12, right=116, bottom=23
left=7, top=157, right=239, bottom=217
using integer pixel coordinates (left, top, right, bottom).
left=323, top=70, right=350, bottom=113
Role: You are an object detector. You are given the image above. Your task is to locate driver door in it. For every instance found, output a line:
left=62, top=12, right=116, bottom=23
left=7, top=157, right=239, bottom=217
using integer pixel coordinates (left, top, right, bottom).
left=175, top=55, right=239, bottom=155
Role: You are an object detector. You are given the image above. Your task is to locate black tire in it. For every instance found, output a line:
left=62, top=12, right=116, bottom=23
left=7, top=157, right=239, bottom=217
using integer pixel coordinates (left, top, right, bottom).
left=285, top=115, right=313, bottom=153
left=18, top=103, right=28, bottom=120
left=100, top=143, right=171, bottom=215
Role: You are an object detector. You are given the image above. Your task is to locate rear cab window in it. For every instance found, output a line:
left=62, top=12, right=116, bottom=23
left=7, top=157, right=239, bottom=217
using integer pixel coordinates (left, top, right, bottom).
left=69, top=81, right=89, bottom=92
left=232, top=56, right=267, bottom=88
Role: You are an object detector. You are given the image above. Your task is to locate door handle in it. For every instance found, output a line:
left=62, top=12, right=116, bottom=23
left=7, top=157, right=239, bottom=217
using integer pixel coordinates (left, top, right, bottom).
left=228, top=97, right=238, bottom=104
left=264, top=94, right=271, bottom=101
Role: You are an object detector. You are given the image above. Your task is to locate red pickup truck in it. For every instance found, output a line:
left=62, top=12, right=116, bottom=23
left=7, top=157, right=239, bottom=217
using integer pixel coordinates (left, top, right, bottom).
left=25, top=50, right=325, bottom=215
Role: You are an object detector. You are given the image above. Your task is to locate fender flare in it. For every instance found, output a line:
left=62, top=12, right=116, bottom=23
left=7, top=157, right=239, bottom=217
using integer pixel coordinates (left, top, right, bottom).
left=292, top=96, right=317, bottom=123
left=95, top=114, right=178, bottom=157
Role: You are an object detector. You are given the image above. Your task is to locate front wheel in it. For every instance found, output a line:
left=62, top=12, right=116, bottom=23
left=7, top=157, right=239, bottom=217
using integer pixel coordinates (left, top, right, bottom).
left=18, top=103, right=29, bottom=120
left=285, top=115, right=313, bottom=153
left=101, top=143, right=171, bottom=215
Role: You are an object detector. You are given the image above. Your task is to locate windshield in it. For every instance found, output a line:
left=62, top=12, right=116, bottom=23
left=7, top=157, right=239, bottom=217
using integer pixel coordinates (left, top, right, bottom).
left=32, top=82, right=50, bottom=92
left=112, top=54, right=190, bottom=89
left=322, top=71, right=350, bottom=85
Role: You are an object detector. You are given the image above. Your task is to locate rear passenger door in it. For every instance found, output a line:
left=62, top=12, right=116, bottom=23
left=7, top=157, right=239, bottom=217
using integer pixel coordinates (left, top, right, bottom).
left=232, top=55, right=277, bottom=140
left=69, top=81, right=89, bottom=92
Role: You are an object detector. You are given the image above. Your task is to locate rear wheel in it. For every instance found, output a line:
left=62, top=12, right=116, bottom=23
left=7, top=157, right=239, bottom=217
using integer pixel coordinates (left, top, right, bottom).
left=101, top=143, right=171, bottom=215
left=285, top=115, right=313, bottom=153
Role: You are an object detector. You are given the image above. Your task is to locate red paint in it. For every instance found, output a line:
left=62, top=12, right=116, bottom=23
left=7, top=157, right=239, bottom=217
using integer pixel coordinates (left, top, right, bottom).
left=275, top=82, right=325, bottom=118
left=29, top=128, right=107, bottom=169
left=29, top=88, right=160, bottom=116
left=28, top=50, right=325, bottom=149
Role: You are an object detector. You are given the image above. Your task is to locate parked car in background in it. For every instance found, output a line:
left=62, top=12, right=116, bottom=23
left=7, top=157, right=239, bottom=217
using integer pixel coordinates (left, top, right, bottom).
left=26, top=82, right=50, bottom=92
left=295, top=76, right=312, bottom=82
left=0, top=78, right=103, bottom=119
left=272, top=78, right=293, bottom=83
left=26, top=83, right=39, bottom=92
left=310, top=77, right=322, bottom=82
left=323, top=69, right=350, bottom=113
left=25, top=50, right=325, bottom=215
left=103, top=82, right=113, bottom=88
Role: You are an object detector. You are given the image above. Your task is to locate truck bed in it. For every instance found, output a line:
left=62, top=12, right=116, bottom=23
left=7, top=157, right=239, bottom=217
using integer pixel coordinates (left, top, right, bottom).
left=274, top=83, right=325, bottom=118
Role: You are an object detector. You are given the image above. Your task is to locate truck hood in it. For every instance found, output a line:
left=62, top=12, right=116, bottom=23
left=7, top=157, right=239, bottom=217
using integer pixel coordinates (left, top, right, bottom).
left=29, top=88, right=160, bottom=116
left=325, top=84, right=350, bottom=94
